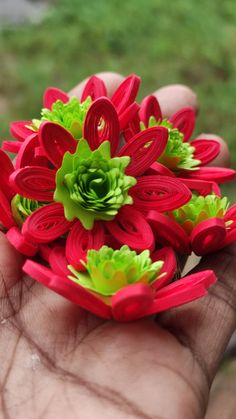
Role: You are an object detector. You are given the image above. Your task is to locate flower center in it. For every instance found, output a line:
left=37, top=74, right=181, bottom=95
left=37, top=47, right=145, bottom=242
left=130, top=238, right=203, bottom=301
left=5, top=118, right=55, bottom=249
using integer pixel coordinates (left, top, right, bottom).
left=141, top=117, right=200, bottom=171
left=68, top=245, right=164, bottom=296
left=168, top=193, right=231, bottom=234
left=54, top=139, right=136, bottom=229
left=11, top=194, right=44, bottom=226
left=30, top=96, right=92, bottom=139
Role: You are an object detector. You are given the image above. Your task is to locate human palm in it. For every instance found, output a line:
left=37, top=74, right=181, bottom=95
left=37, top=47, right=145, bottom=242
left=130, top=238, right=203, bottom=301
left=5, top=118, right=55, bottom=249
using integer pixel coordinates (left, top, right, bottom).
left=0, top=73, right=235, bottom=419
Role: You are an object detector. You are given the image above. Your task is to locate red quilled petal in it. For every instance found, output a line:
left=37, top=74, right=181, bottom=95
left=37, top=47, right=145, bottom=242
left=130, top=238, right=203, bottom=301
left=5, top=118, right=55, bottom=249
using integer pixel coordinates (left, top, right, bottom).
left=39, top=244, right=52, bottom=262
left=191, top=218, right=226, bottom=256
left=191, top=139, right=220, bottom=165
left=119, top=127, right=168, bottom=176
left=16, top=134, right=37, bottom=168
left=81, top=75, right=107, bottom=102
left=7, top=226, right=38, bottom=256
left=181, top=167, right=236, bottom=184
left=224, top=204, right=236, bottom=228
left=130, top=175, right=192, bottom=212
left=2, top=141, right=22, bottom=154
left=112, top=283, right=154, bottom=322
left=83, top=97, right=120, bottom=156
left=145, top=162, right=175, bottom=177
left=147, top=210, right=191, bottom=254
left=0, top=149, right=14, bottom=174
left=139, top=95, right=162, bottom=127
left=23, top=260, right=55, bottom=286
left=170, top=107, right=195, bottom=141
left=10, top=166, right=56, bottom=201
left=106, top=206, right=155, bottom=252
left=66, top=221, right=105, bottom=270
left=22, top=203, right=72, bottom=243
left=178, top=178, right=221, bottom=197
left=34, top=146, right=46, bottom=158
left=146, top=270, right=216, bottom=315
left=0, top=150, right=14, bottom=200
left=10, top=121, right=33, bottom=142
left=50, top=274, right=112, bottom=319
left=43, top=87, right=69, bottom=109
left=111, top=74, right=141, bottom=115
left=119, top=102, right=140, bottom=130
left=154, top=269, right=216, bottom=297
left=151, top=247, right=177, bottom=290
left=0, top=189, right=16, bottom=229
left=122, top=113, right=140, bottom=142
left=49, top=246, right=70, bottom=278
left=22, top=260, right=112, bottom=319
left=39, top=121, right=77, bottom=168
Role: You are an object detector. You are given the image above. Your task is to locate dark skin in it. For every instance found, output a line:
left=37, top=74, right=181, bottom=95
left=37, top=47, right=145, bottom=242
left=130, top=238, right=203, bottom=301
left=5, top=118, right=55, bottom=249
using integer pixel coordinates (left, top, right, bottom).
left=0, top=73, right=235, bottom=419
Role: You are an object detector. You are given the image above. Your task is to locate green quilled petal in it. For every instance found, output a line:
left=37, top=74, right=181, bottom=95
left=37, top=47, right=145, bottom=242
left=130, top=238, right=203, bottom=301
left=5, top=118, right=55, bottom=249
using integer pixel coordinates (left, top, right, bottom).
left=169, top=193, right=231, bottom=233
left=141, top=117, right=200, bottom=171
left=68, top=245, right=164, bottom=296
left=30, top=96, right=92, bottom=139
left=54, top=139, right=136, bottom=229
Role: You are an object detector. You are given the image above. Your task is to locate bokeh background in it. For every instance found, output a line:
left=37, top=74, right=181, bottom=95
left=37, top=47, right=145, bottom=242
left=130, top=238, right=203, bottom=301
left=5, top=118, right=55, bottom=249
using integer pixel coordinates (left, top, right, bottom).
left=0, top=0, right=236, bottom=416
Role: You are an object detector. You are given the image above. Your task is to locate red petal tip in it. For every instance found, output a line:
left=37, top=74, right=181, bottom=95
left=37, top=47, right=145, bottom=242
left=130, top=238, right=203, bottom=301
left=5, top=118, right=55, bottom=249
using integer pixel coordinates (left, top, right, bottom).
left=119, top=127, right=168, bottom=177
left=7, top=227, right=38, bottom=256
left=39, top=121, right=77, bottom=167
left=111, top=74, right=141, bottom=115
left=81, top=75, right=107, bottom=102
left=139, top=95, right=162, bottom=127
left=170, top=107, right=195, bottom=141
left=130, top=175, right=192, bottom=212
left=83, top=97, right=120, bottom=156
left=43, top=87, right=69, bottom=109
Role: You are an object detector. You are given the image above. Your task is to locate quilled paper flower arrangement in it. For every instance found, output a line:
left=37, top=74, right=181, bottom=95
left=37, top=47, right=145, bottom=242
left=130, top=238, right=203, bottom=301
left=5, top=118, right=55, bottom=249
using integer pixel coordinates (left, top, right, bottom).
left=1, top=74, right=236, bottom=321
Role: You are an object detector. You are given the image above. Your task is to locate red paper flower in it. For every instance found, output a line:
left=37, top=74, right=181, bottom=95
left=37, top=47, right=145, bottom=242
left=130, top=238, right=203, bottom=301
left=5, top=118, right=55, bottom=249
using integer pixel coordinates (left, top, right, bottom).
left=124, top=94, right=236, bottom=185
left=0, top=99, right=192, bottom=264
left=147, top=190, right=236, bottom=255
left=7, top=74, right=141, bottom=146
left=22, top=245, right=216, bottom=322
left=2, top=72, right=233, bottom=323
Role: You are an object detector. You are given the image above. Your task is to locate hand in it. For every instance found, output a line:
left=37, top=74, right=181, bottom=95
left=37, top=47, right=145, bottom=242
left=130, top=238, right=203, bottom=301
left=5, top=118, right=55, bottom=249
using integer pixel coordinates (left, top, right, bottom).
left=0, top=73, right=235, bottom=419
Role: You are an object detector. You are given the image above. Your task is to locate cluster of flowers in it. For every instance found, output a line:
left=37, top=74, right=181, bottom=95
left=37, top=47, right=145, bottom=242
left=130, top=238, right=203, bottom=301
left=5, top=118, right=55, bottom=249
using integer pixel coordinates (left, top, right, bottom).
left=0, top=74, right=235, bottom=321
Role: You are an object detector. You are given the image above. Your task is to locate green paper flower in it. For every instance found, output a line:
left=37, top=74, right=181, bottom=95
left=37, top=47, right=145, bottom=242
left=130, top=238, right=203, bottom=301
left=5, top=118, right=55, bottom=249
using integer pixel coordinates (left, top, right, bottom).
left=54, top=139, right=136, bottom=229
left=30, top=96, right=92, bottom=139
left=169, top=193, right=231, bottom=234
left=68, top=245, right=164, bottom=296
left=141, top=117, right=200, bottom=171
left=11, top=194, right=44, bottom=226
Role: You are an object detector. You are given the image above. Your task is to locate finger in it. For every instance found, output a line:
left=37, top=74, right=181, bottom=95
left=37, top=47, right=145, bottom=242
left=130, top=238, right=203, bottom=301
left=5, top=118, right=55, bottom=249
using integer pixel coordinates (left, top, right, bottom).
left=195, top=133, right=231, bottom=168
left=159, top=243, right=236, bottom=383
left=152, top=84, right=198, bottom=119
left=0, top=232, right=23, bottom=297
left=68, top=71, right=124, bottom=99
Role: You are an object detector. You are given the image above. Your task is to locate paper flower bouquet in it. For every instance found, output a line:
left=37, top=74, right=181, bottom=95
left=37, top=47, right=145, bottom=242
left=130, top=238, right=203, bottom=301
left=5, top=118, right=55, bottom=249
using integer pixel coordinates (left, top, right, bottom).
left=1, top=74, right=235, bottom=321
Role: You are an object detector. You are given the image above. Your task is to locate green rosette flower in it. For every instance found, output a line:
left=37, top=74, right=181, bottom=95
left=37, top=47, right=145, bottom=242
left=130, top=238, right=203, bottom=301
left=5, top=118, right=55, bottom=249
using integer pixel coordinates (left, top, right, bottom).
left=54, top=139, right=136, bottom=229
left=169, top=193, right=232, bottom=234
left=68, top=245, right=164, bottom=296
left=30, top=96, right=92, bottom=139
left=11, top=194, right=44, bottom=226
left=141, top=117, right=200, bottom=171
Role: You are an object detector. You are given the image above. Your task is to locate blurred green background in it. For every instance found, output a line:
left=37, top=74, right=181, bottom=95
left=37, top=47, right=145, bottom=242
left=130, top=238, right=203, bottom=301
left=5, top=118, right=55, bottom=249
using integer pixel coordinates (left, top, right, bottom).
left=0, top=0, right=235, bottom=199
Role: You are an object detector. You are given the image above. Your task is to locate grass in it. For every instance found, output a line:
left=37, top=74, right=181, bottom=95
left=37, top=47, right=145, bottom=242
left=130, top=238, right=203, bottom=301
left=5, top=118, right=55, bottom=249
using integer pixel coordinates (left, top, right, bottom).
left=0, top=0, right=235, bottom=199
